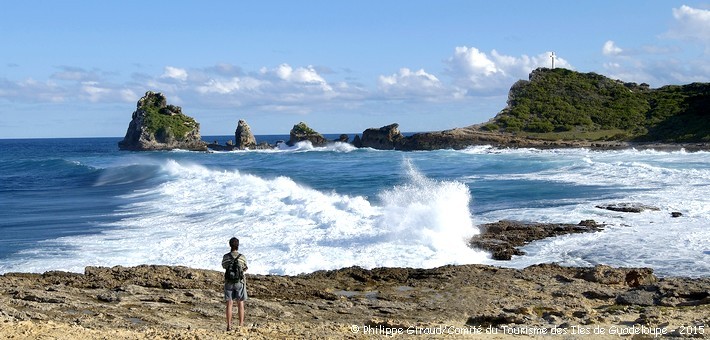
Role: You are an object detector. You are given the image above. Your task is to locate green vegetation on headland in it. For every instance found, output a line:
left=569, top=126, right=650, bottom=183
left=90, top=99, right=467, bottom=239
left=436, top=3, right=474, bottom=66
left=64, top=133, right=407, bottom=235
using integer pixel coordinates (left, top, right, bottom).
left=484, top=68, right=710, bottom=142
left=119, top=91, right=206, bottom=151
left=139, top=94, right=199, bottom=142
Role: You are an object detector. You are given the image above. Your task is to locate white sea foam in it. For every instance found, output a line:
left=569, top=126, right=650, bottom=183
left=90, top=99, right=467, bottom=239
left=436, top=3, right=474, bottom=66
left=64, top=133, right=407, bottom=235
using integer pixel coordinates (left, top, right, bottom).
left=468, top=147, right=710, bottom=277
left=1, top=158, right=485, bottom=275
left=275, top=140, right=357, bottom=153
left=3, top=146, right=708, bottom=277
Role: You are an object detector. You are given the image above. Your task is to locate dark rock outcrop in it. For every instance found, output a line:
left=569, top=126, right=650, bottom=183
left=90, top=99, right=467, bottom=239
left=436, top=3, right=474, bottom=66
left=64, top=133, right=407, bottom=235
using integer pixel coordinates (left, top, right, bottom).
left=469, top=220, right=605, bottom=260
left=118, top=91, right=207, bottom=151
left=354, top=123, right=634, bottom=151
left=595, top=203, right=661, bottom=213
left=360, top=123, right=404, bottom=149
left=234, top=119, right=257, bottom=150
left=352, top=135, right=363, bottom=148
left=287, top=122, right=327, bottom=146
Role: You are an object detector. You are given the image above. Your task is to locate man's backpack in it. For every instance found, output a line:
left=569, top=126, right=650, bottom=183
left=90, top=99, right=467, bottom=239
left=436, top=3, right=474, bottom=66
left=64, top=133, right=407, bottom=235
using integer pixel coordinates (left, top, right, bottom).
left=224, top=253, right=245, bottom=283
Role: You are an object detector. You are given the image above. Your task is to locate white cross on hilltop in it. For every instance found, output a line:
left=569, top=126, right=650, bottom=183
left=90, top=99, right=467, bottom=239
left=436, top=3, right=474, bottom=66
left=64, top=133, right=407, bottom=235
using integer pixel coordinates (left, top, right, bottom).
left=550, top=52, right=556, bottom=69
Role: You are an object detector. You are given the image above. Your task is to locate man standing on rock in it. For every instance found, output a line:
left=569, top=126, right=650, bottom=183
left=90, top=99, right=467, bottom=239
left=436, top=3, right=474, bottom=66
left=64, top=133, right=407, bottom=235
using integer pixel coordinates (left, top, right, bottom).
left=222, top=237, right=248, bottom=331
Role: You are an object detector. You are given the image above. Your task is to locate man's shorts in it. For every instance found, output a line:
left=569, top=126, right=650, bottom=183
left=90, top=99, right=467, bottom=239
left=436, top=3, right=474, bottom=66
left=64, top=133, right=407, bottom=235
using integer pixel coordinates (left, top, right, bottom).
left=224, top=282, right=248, bottom=301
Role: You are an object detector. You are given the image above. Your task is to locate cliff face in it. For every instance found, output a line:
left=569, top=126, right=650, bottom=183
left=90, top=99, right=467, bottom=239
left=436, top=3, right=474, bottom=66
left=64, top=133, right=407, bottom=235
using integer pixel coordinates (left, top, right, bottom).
left=118, top=92, right=207, bottom=151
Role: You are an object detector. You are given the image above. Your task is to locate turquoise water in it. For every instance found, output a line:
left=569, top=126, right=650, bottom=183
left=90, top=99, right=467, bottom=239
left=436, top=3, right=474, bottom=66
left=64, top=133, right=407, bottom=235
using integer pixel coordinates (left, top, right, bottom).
left=1, top=137, right=708, bottom=277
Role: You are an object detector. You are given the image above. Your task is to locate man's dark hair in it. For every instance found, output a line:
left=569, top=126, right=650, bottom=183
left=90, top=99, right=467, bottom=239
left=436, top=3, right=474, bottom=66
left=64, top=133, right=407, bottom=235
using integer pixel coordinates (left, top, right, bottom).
left=229, top=237, right=239, bottom=250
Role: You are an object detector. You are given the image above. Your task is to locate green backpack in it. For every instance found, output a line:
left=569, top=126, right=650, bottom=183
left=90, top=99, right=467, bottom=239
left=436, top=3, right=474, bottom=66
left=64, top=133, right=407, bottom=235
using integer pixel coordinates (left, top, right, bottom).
left=224, top=253, right=245, bottom=283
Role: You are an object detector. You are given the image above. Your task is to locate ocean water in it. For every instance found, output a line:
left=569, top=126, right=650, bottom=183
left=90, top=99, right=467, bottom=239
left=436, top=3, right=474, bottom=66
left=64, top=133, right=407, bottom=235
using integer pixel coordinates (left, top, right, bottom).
left=1, top=136, right=708, bottom=278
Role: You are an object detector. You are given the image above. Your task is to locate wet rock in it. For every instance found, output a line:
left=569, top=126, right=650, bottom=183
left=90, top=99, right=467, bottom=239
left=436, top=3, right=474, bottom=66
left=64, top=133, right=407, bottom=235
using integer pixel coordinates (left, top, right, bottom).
left=671, top=211, right=683, bottom=217
left=595, top=203, right=660, bottom=213
left=470, top=220, right=604, bottom=260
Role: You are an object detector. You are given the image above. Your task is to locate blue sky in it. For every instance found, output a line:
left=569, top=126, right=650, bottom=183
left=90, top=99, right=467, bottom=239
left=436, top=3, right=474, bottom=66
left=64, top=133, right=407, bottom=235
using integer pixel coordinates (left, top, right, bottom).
left=1, top=1, right=709, bottom=138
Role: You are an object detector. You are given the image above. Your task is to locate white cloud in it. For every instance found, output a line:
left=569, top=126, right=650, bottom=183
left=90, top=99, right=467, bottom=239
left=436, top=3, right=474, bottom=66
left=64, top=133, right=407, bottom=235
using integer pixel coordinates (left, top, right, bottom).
left=257, top=64, right=333, bottom=94
left=602, top=40, right=623, bottom=56
left=601, top=6, right=710, bottom=86
left=667, top=5, right=710, bottom=44
left=120, top=89, right=139, bottom=102
left=81, top=81, right=111, bottom=102
left=162, top=66, right=188, bottom=81
left=378, top=68, right=445, bottom=98
left=274, top=64, right=324, bottom=83
left=445, top=46, right=572, bottom=93
left=450, top=46, right=500, bottom=76
left=196, top=77, right=265, bottom=95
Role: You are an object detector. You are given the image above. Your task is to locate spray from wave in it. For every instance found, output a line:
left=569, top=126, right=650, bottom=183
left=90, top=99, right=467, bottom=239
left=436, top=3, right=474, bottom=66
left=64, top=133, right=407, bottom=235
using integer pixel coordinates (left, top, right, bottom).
left=0, top=158, right=486, bottom=275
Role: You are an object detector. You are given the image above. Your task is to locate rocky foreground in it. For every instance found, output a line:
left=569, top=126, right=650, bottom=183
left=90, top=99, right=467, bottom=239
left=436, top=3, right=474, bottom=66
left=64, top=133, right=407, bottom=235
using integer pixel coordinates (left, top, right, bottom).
left=1, top=262, right=708, bottom=339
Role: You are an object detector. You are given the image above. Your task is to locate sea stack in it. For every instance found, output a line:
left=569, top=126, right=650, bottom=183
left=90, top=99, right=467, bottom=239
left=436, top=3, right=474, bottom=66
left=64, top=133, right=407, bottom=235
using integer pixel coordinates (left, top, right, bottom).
left=359, top=123, right=404, bottom=150
left=287, top=122, right=327, bottom=146
left=118, top=91, right=207, bottom=151
left=234, top=119, right=257, bottom=150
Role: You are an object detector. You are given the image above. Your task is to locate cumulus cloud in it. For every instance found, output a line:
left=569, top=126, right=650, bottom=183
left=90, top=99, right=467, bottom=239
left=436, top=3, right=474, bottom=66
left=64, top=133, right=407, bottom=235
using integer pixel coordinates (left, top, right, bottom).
left=444, top=46, right=572, bottom=94
left=273, top=64, right=325, bottom=83
left=602, top=40, right=623, bottom=56
left=667, top=5, right=710, bottom=44
left=196, top=77, right=264, bottom=95
left=378, top=68, right=445, bottom=98
left=161, top=66, right=188, bottom=81
left=449, top=46, right=500, bottom=77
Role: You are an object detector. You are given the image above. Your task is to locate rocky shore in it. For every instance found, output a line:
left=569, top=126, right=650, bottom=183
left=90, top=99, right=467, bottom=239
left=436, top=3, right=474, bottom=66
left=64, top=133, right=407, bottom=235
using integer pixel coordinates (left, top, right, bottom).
left=1, top=262, right=707, bottom=339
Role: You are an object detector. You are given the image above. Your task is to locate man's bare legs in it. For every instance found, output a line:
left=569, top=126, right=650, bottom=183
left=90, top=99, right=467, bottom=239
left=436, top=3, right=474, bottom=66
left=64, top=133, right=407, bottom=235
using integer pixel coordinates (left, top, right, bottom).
left=237, top=300, right=245, bottom=326
left=226, top=300, right=245, bottom=331
left=226, top=300, right=233, bottom=331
